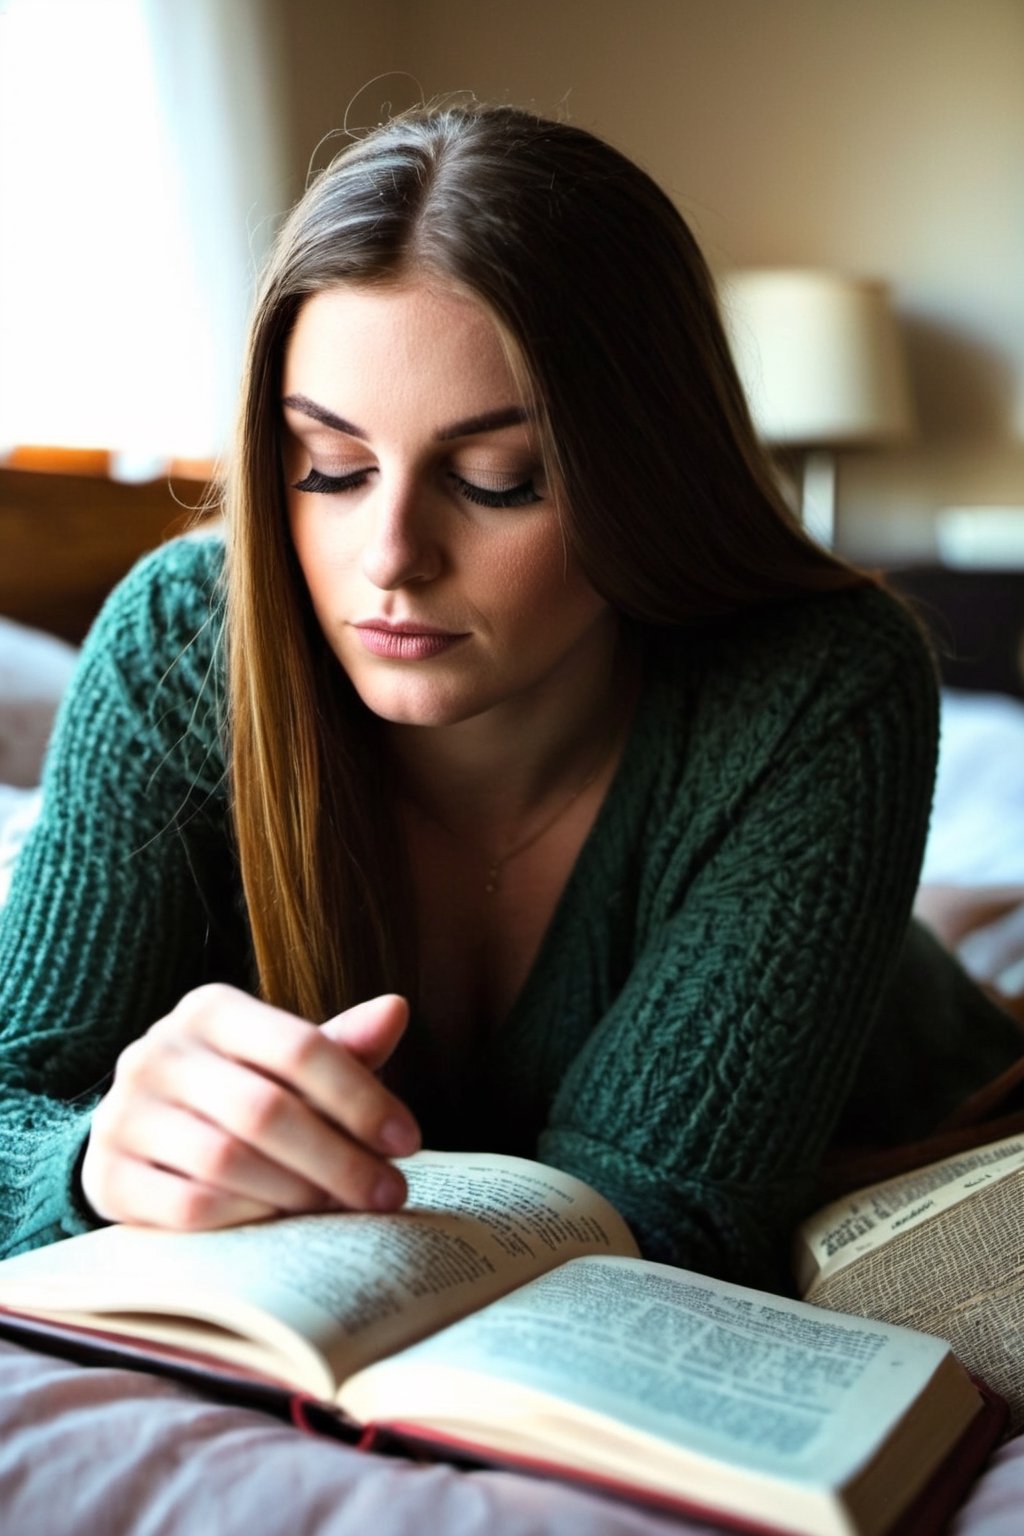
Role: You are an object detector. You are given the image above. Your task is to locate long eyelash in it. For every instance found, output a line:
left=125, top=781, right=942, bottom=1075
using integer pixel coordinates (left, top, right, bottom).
left=452, top=474, right=542, bottom=509
left=291, top=467, right=371, bottom=494
left=291, top=466, right=541, bottom=508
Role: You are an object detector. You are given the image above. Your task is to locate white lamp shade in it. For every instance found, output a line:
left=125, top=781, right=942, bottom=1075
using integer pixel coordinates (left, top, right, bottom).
left=720, top=269, right=913, bottom=447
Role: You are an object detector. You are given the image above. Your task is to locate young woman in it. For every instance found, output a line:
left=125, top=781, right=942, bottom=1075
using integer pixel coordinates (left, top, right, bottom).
left=0, top=103, right=1018, bottom=1289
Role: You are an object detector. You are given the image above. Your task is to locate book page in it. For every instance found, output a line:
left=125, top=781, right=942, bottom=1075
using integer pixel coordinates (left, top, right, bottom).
left=800, top=1170, right=1024, bottom=1434
left=0, top=1151, right=637, bottom=1392
left=342, top=1254, right=960, bottom=1493
left=793, top=1135, right=1024, bottom=1293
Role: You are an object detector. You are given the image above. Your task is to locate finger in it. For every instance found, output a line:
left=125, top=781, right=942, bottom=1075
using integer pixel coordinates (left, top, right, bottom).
left=84, top=1148, right=277, bottom=1231
left=320, top=993, right=410, bottom=1070
left=153, top=1043, right=410, bottom=1212
left=105, top=1097, right=340, bottom=1215
left=164, top=987, right=420, bottom=1158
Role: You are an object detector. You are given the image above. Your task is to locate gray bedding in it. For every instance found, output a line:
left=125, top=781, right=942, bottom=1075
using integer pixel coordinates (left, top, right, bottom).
left=0, top=1336, right=1021, bottom=1536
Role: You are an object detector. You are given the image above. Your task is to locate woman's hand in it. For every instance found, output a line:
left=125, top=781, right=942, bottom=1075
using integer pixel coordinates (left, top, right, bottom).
left=80, top=985, right=420, bottom=1231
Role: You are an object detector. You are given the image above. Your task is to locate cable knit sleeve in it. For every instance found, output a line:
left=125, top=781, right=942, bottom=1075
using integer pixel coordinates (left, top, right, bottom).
left=535, top=586, right=941, bottom=1289
left=0, top=536, right=243, bottom=1257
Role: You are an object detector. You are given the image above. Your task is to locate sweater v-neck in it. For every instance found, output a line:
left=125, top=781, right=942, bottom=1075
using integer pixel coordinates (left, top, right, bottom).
left=492, top=641, right=675, bottom=1047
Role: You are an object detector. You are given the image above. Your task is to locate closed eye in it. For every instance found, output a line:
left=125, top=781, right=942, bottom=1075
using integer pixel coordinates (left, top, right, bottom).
left=290, top=466, right=542, bottom=508
left=450, top=473, right=542, bottom=509
left=291, top=467, right=374, bottom=494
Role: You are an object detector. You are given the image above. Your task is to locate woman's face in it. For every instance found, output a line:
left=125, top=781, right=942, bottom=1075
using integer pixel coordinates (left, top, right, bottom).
left=282, top=279, right=615, bottom=730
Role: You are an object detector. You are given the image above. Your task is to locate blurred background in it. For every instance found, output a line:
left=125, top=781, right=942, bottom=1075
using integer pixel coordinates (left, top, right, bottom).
left=1, top=0, right=1022, bottom=590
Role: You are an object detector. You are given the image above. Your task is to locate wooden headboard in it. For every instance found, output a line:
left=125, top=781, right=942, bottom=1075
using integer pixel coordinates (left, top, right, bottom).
left=888, top=566, right=1024, bottom=701
left=0, top=464, right=216, bottom=643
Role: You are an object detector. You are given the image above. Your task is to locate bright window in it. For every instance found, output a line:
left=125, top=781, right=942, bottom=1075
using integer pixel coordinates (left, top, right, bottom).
left=0, top=0, right=278, bottom=468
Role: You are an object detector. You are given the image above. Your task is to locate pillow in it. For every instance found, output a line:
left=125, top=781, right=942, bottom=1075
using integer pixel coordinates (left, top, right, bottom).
left=0, top=786, right=41, bottom=908
left=0, top=617, right=79, bottom=788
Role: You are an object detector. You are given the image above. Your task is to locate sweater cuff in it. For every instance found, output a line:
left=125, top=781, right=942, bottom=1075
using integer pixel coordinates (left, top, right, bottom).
left=6, top=1110, right=102, bottom=1256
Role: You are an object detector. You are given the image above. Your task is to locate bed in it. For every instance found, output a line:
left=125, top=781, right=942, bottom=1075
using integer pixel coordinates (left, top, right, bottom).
left=894, top=565, right=1024, bottom=1024
left=1, top=517, right=1023, bottom=1535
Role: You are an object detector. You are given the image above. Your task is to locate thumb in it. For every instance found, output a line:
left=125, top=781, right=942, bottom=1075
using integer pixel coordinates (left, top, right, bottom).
left=320, top=993, right=410, bottom=1072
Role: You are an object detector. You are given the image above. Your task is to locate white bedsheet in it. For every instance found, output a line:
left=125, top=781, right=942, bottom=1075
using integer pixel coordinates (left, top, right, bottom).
left=922, top=690, right=1024, bottom=886
left=0, top=1337, right=705, bottom=1536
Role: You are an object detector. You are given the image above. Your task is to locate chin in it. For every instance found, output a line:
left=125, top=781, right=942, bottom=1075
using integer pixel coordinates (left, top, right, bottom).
left=350, top=681, right=484, bottom=729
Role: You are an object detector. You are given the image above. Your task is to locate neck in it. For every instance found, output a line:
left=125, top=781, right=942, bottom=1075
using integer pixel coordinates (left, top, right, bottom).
left=387, top=617, right=633, bottom=839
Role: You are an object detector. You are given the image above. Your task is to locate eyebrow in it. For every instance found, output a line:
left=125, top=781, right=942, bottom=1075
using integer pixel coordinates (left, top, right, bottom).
left=436, top=406, right=531, bottom=441
left=281, top=394, right=531, bottom=442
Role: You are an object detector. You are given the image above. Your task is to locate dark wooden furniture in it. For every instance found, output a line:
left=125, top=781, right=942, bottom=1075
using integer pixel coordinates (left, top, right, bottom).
left=888, top=566, right=1024, bottom=700
left=0, top=459, right=216, bottom=643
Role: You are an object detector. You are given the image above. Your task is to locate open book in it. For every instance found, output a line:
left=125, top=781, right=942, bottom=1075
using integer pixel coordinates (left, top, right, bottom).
left=794, top=1131, right=1024, bottom=1433
left=0, top=1151, right=1004, bottom=1536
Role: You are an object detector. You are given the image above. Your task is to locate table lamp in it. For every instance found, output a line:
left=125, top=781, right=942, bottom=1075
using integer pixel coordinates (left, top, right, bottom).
left=720, top=269, right=913, bottom=546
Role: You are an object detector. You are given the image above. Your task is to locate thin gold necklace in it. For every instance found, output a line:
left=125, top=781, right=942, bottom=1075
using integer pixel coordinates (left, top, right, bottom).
left=403, top=665, right=639, bottom=894
left=483, top=684, right=636, bottom=893
left=481, top=740, right=614, bottom=894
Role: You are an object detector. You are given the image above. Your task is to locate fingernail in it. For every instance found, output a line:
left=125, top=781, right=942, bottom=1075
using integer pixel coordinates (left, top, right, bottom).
left=371, top=1169, right=406, bottom=1210
left=378, top=1117, right=419, bottom=1157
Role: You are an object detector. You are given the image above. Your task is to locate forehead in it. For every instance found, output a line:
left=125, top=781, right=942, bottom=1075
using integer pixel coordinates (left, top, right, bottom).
left=282, top=281, right=527, bottom=426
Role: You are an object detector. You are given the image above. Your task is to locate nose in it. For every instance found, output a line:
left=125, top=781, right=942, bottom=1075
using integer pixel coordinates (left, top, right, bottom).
left=360, top=478, right=442, bottom=590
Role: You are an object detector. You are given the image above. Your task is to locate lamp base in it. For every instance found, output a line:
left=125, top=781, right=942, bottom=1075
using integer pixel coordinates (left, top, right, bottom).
left=801, top=449, right=837, bottom=548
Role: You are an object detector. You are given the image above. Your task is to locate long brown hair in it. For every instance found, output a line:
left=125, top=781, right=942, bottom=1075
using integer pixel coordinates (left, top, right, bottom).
left=226, top=102, right=868, bottom=1020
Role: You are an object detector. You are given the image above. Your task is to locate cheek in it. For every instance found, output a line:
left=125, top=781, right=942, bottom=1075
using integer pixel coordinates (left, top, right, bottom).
left=288, top=507, right=319, bottom=600
left=287, top=517, right=343, bottom=649
left=483, top=522, right=604, bottom=629
left=288, top=504, right=351, bottom=602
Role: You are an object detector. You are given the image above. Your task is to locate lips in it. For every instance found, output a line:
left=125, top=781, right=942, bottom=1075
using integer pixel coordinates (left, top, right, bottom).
left=353, top=621, right=468, bottom=661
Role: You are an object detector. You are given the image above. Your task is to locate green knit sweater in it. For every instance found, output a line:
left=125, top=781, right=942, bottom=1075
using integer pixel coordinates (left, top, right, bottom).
left=1, top=537, right=1019, bottom=1285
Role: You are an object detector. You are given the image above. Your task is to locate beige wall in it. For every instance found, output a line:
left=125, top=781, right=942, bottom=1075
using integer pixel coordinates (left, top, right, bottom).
left=270, top=0, right=404, bottom=195
left=265, top=0, right=1024, bottom=559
